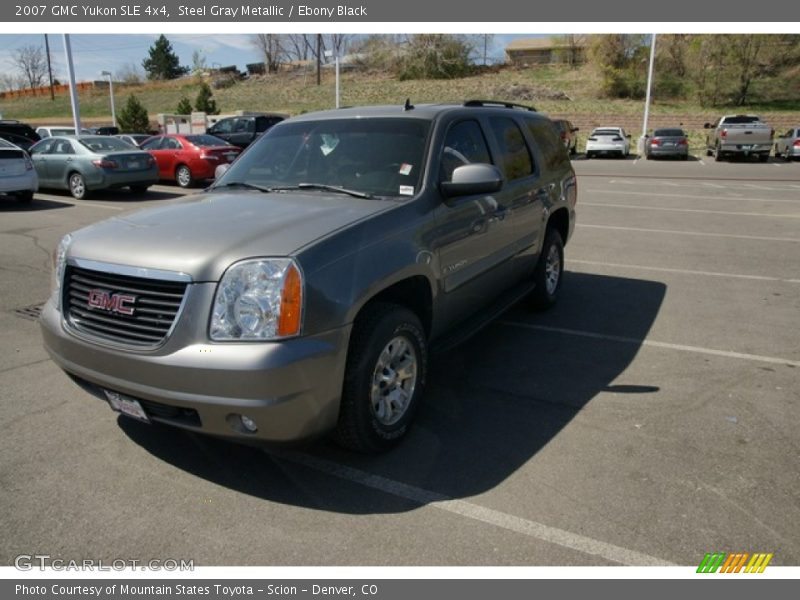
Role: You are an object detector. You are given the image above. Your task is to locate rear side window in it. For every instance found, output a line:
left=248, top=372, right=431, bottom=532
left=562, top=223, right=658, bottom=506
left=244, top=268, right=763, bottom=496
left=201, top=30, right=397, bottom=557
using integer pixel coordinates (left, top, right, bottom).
left=488, top=117, right=534, bottom=181
left=526, top=119, right=568, bottom=171
left=440, top=120, right=492, bottom=182
left=210, top=118, right=234, bottom=134
left=234, top=119, right=254, bottom=133
left=140, top=137, right=163, bottom=150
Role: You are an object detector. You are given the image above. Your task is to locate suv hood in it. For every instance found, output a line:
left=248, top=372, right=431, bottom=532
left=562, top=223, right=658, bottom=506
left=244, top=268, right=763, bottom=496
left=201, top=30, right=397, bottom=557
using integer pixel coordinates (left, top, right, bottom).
left=68, top=191, right=392, bottom=281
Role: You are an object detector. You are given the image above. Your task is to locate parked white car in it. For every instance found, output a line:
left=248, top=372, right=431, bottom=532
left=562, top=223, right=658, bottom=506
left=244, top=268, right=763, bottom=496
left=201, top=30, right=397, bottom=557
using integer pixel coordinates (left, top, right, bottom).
left=0, top=138, right=38, bottom=204
left=585, top=127, right=631, bottom=158
left=36, top=126, right=91, bottom=138
left=774, top=127, right=800, bottom=161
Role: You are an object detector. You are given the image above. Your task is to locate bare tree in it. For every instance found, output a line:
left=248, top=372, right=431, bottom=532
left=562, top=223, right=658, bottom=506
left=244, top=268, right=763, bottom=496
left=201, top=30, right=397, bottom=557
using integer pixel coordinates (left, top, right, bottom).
left=0, top=73, right=23, bottom=92
left=12, top=44, right=48, bottom=90
left=115, top=62, right=145, bottom=85
left=252, top=34, right=286, bottom=73
left=555, top=34, right=587, bottom=68
left=285, top=34, right=313, bottom=62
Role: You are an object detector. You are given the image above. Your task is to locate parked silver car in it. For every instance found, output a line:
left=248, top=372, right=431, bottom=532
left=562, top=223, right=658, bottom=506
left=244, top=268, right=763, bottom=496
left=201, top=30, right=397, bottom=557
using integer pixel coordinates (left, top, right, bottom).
left=29, top=135, right=158, bottom=199
left=0, top=138, right=38, bottom=204
left=645, top=128, right=690, bottom=160
left=773, top=127, right=800, bottom=161
left=585, top=127, right=631, bottom=158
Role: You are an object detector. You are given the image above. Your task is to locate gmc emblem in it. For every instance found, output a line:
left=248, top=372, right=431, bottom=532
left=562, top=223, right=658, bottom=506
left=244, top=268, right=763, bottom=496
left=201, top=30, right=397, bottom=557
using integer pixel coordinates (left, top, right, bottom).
left=87, top=289, right=136, bottom=316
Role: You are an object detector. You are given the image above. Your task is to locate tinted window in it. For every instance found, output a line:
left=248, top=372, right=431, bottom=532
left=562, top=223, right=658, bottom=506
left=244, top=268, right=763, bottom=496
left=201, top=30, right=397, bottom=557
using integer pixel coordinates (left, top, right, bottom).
left=489, top=117, right=533, bottom=181
left=593, top=129, right=623, bottom=137
left=724, top=116, right=760, bottom=125
left=29, top=139, right=54, bottom=154
left=526, top=119, right=566, bottom=170
left=78, top=137, right=134, bottom=152
left=52, top=139, right=75, bottom=155
left=162, top=138, right=183, bottom=150
left=654, top=129, right=685, bottom=137
left=234, top=118, right=254, bottom=133
left=184, top=135, right=230, bottom=147
left=256, top=117, right=283, bottom=132
left=440, top=120, right=492, bottom=182
left=210, top=118, right=234, bottom=134
left=140, top=137, right=163, bottom=150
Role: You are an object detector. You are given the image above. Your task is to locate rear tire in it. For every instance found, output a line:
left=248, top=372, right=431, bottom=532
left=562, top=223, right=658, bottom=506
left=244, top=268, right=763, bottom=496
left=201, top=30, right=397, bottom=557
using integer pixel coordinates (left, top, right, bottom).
left=334, top=303, right=428, bottom=453
left=714, top=144, right=723, bottom=162
left=758, top=154, right=769, bottom=163
left=16, top=190, right=34, bottom=204
left=175, top=165, right=194, bottom=188
left=68, top=172, right=88, bottom=199
left=530, top=229, right=564, bottom=311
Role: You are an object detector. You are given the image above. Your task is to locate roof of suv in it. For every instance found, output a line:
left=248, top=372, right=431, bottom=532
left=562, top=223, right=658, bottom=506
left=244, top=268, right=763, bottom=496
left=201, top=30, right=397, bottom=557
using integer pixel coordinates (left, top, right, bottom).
left=288, top=100, right=542, bottom=124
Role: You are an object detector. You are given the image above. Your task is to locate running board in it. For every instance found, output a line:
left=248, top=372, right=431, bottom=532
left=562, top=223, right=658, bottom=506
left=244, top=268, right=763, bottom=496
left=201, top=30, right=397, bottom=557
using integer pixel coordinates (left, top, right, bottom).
left=431, top=280, right=536, bottom=355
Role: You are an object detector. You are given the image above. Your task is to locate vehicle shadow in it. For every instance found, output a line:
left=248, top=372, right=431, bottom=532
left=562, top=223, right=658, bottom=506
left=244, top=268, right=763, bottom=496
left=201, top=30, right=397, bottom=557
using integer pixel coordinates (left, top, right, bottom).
left=0, top=196, right=73, bottom=212
left=119, top=271, right=666, bottom=513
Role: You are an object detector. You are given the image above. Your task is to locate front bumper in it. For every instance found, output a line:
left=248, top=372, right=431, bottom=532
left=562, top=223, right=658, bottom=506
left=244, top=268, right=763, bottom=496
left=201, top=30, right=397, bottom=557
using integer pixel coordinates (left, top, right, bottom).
left=40, top=294, right=351, bottom=443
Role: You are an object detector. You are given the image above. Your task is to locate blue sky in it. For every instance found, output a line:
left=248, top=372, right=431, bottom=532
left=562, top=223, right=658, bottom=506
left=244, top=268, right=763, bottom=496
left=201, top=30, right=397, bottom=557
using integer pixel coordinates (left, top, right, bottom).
left=0, top=34, right=531, bottom=83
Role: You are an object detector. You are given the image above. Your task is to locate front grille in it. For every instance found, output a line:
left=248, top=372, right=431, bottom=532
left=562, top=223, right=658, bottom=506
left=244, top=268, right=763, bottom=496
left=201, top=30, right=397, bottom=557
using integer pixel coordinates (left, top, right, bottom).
left=64, top=265, right=187, bottom=347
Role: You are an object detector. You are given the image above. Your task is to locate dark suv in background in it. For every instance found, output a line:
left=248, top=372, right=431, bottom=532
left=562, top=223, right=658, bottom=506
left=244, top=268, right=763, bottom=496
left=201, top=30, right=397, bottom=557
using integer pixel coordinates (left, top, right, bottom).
left=0, top=119, right=41, bottom=151
left=206, top=113, right=287, bottom=149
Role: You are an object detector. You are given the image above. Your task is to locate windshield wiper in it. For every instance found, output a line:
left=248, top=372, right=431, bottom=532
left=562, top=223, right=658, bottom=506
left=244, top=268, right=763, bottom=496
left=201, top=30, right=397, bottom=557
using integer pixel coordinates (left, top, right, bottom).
left=270, top=183, right=374, bottom=199
left=210, top=181, right=274, bottom=193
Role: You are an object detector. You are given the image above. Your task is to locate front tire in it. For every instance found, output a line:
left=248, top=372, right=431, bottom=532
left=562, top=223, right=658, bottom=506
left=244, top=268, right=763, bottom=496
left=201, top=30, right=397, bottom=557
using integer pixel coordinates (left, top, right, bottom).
left=16, top=190, right=34, bottom=204
left=175, top=165, right=194, bottom=188
left=714, top=143, right=723, bottom=162
left=69, top=172, right=88, bottom=199
left=530, top=229, right=564, bottom=311
left=335, top=303, right=427, bottom=453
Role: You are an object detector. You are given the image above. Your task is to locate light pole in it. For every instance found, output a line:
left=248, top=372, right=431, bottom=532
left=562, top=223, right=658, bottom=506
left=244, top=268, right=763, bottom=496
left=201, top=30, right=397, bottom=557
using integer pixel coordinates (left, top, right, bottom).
left=100, top=70, right=116, bottom=128
left=324, top=50, right=340, bottom=109
left=639, top=34, right=657, bottom=156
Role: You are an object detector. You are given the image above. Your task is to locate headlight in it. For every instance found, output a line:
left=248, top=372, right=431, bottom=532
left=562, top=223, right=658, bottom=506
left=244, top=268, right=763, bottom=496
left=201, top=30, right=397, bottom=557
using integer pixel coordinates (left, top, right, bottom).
left=51, top=233, right=72, bottom=310
left=210, top=259, right=303, bottom=341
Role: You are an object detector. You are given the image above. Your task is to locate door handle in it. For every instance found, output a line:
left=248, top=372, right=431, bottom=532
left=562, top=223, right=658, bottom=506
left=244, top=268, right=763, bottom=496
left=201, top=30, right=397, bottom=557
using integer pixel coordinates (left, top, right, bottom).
left=488, top=205, right=509, bottom=223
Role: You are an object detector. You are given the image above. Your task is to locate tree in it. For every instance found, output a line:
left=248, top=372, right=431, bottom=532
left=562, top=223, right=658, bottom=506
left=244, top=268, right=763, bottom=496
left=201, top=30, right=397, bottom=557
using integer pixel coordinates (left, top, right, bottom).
left=176, top=97, right=193, bottom=115
left=194, top=83, right=219, bottom=115
left=142, top=35, right=189, bottom=80
left=588, top=35, right=648, bottom=98
left=191, top=50, right=207, bottom=76
left=12, top=45, right=48, bottom=89
left=115, top=62, right=145, bottom=85
left=117, top=95, right=150, bottom=133
left=252, top=34, right=286, bottom=73
left=396, top=35, right=474, bottom=80
left=553, top=34, right=587, bottom=68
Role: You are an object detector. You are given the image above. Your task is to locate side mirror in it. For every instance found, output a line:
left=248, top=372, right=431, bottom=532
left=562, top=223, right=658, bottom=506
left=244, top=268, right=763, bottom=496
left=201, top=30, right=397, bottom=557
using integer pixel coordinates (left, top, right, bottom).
left=703, top=123, right=711, bottom=129
left=441, top=164, right=503, bottom=198
left=572, top=127, right=580, bottom=132
left=214, top=164, right=230, bottom=179
left=626, top=134, right=632, bottom=139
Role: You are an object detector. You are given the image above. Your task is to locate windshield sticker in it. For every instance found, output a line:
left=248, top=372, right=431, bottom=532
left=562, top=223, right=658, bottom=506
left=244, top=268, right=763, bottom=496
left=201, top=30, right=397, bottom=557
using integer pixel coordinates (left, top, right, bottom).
left=320, top=134, right=340, bottom=156
left=399, top=185, right=415, bottom=196
left=399, top=163, right=413, bottom=176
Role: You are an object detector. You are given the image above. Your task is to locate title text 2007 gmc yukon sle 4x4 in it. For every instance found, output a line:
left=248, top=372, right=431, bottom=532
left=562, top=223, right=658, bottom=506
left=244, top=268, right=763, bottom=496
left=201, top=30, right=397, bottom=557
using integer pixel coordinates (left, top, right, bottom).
left=40, top=100, right=577, bottom=453
left=704, top=114, right=774, bottom=162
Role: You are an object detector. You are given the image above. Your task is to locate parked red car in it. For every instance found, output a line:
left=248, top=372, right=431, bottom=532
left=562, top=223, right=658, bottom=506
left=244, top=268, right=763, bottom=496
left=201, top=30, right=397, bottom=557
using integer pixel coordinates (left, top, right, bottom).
left=140, top=134, right=241, bottom=187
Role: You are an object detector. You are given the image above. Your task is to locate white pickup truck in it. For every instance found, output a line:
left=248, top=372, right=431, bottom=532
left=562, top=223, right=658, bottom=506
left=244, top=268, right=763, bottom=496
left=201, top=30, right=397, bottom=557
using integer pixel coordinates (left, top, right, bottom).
left=704, top=115, right=773, bottom=162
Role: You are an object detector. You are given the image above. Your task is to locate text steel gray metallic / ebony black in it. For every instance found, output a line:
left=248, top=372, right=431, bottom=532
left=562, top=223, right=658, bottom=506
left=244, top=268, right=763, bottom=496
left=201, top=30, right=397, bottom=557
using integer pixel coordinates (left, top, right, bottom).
left=40, top=101, right=577, bottom=452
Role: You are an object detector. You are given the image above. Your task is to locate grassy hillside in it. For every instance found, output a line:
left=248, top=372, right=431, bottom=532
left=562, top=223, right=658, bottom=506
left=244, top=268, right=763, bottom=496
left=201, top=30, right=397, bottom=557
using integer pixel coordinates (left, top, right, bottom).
left=2, top=65, right=797, bottom=153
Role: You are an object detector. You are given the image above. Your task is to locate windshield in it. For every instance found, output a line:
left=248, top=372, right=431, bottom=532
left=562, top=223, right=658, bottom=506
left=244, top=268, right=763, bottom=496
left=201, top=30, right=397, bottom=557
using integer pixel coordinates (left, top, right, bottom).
left=216, top=118, right=430, bottom=198
left=79, top=137, right=138, bottom=153
left=593, top=129, right=622, bottom=137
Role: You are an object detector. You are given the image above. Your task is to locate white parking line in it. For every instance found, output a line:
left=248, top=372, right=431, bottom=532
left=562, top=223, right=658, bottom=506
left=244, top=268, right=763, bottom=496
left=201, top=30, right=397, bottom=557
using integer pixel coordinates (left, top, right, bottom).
left=587, top=189, right=800, bottom=205
left=272, top=450, right=675, bottom=566
left=577, top=223, right=799, bottom=243
left=698, top=160, right=706, bottom=166
left=581, top=201, right=800, bottom=219
left=700, top=182, right=723, bottom=188
left=498, top=321, right=800, bottom=368
left=568, top=259, right=800, bottom=284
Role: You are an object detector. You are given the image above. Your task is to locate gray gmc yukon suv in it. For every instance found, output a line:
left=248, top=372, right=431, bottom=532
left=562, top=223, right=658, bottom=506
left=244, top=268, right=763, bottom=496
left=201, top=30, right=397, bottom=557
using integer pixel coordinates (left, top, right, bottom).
left=41, top=100, right=577, bottom=452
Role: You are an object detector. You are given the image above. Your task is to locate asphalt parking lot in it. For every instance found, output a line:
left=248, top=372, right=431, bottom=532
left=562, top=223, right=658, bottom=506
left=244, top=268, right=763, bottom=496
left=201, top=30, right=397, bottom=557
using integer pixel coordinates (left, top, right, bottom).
left=1, top=157, right=798, bottom=567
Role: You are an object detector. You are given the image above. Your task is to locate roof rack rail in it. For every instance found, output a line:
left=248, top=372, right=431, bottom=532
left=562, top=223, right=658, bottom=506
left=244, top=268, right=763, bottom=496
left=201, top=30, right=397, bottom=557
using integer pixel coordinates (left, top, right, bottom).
left=463, top=99, right=537, bottom=112
left=0, top=119, right=22, bottom=124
